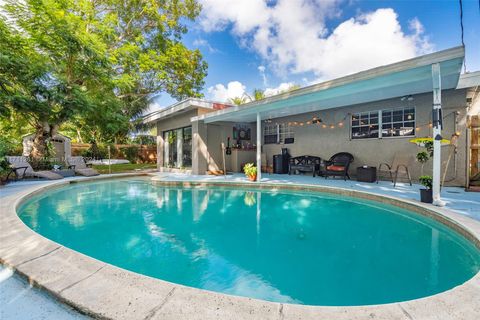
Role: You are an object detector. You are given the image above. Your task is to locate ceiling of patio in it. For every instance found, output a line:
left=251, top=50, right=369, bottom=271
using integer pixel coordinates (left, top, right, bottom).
left=196, top=46, right=465, bottom=124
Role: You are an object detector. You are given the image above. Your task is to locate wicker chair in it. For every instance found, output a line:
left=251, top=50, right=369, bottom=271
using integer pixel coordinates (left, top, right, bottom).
left=320, top=152, right=354, bottom=181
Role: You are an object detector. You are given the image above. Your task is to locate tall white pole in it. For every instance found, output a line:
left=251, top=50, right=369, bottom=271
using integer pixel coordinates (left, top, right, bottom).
left=256, top=112, right=262, bottom=181
left=432, top=63, right=445, bottom=207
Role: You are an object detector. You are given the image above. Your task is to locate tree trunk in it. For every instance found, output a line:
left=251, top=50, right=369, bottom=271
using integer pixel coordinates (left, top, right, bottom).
left=31, top=122, right=58, bottom=158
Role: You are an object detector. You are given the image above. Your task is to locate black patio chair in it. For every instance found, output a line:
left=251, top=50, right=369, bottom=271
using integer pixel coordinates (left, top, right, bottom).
left=320, top=152, right=354, bottom=181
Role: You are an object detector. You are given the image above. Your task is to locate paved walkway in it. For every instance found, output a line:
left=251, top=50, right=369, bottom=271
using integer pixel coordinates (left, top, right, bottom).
left=0, top=173, right=478, bottom=319
left=0, top=265, right=86, bottom=319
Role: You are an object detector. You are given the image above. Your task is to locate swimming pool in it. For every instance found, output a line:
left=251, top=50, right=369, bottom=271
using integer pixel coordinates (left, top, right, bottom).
left=17, top=178, right=480, bottom=306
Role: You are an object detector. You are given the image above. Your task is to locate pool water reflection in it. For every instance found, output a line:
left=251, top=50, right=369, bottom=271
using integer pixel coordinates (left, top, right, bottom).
left=18, top=178, right=480, bottom=306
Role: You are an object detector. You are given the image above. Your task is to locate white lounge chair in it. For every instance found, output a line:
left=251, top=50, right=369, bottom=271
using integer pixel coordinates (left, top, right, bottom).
left=66, top=156, right=100, bottom=176
left=6, top=156, right=63, bottom=180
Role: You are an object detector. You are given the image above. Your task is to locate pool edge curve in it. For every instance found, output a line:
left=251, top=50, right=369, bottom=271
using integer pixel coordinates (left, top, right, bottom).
left=1, top=174, right=479, bottom=320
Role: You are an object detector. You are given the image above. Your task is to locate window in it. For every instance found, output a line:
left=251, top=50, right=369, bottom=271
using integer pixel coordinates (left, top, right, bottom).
left=351, top=107, right=415, bottom=139
left=351, top=111, right=379, bottom=139
left=381, top=108, right=415, bottom=137
left=163, top=126, right=192, bottom=168
left=264, top=123, right=294, bottom=144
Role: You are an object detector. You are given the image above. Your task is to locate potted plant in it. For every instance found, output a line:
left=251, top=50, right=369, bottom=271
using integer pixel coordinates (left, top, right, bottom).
left=419, top=175, right=433, bottom=203
left=243, top=163, right=257, bottom=181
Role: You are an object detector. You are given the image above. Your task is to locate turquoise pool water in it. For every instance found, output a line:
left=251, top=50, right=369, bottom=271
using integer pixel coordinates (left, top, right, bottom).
left=18, top=178, right=480, bottom=306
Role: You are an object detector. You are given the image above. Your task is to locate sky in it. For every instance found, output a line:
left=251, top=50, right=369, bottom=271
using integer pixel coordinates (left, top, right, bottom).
left=149, top=0, right=479, bottom=112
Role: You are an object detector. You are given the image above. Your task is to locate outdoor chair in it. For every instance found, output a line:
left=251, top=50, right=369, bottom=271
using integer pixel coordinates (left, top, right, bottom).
left=320, top=152, right=354, bottom=181
left=66, top=156, right=100, bottom=176
left=6, top=156, right=63, bottom=181
left=377, top=154, right=413, bottom=187
left=288, top=155, right=321, bottom=177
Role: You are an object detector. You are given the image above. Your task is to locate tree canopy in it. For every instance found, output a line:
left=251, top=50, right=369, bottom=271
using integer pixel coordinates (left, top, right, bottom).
left=0, top=0, right=207, bottom=156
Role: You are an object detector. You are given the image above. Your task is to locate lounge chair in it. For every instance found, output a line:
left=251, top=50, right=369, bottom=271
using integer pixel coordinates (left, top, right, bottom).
left=66, top=156, right=100, bottom=176
left=6, top=156, right=63, bottom=180
left=320, top=152, right=354, bottom=181
left=289, top=155, right=321, bottom=177
left=377, top=154, right=413, bottom=187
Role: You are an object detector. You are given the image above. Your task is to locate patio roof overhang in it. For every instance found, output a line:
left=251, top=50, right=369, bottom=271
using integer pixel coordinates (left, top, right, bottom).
left=193, top=46, right=465, bottom=124
left=142, top=98, right=232, bottom=123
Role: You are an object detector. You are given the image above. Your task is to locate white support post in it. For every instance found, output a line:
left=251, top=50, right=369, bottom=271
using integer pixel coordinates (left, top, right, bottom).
left=432, top=63, right=445, bottom=207
left=256, top=112, right=262, bottom=181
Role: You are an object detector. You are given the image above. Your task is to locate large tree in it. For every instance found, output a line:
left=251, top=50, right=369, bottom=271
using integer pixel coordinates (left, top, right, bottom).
left=0, top=0, right=207, bottom=156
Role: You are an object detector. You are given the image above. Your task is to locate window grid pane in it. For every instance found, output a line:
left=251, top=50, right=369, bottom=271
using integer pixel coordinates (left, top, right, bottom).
left=353, top=107, right=415, bottom=139
left=381, top=107, right=415, bottom=138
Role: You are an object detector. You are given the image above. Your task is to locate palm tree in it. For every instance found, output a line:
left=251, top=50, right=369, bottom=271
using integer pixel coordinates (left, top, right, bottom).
left=229, top=96, right=248, bottom=105
left=252, top=88, right=265, bottom=101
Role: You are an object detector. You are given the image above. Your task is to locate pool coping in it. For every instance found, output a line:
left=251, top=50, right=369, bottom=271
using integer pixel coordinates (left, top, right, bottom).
left=1, top=173, right=479, bottom=320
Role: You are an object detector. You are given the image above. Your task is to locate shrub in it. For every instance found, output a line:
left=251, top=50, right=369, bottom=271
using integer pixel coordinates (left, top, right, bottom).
left=120, top=145, right=140, bottom=163
left=419, top=175, right=433, bottom=190
left=81, top=142, right=109, bottom=159
left=0, top=137, right=17, bottom=182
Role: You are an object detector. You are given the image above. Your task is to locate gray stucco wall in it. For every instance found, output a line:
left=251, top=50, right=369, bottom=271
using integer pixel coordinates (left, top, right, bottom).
left=156, top=109, right=198, bottom=170
left=262, top=89, right=468, bottom=186
left=206, top=122, right=257, bottom=173
left=154, top=89, right=469, bottom=186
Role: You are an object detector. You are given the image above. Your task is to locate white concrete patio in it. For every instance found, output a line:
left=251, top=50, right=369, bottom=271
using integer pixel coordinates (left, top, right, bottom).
left=0, top=172, right=478, bottom=319
left=0, top=265, right=85, bottom=319
left=151, top=172, right=480, bottom=221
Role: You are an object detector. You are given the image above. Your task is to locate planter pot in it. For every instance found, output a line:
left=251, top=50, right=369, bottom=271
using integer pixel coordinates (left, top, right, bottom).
left=420, top=188, right=433, bottom=203
left=247, top=174, right=257, bottom=182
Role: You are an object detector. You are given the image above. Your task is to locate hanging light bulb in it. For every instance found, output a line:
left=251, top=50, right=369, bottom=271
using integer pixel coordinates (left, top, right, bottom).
left=322, top=124, right=327, bottom=128
left=330, top=125, right=335, bottom=129
left=338, top=122, right=344, bottom=127
left=306, top=121, right=311, bottom=125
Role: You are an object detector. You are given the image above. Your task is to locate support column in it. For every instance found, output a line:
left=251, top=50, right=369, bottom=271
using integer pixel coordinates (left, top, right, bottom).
left=432, top=63, right=445, bottom=206
left=256, top=112, right=262, bottom=181
left=192, top=120, right=208, bottom=175
left=157, top=125, right=164, bottom=171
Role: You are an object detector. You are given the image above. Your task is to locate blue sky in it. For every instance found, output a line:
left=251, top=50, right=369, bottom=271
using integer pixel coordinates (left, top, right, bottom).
left=150, top=0, right=479, bottom=111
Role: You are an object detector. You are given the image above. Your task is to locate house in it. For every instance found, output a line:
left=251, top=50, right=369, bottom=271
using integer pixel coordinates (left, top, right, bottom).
left=143, top=46, right=480, bottom=189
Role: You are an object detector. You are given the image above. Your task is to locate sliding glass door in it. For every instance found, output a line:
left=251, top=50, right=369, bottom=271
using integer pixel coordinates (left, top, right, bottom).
left=163, top=126, right=192, bottom=168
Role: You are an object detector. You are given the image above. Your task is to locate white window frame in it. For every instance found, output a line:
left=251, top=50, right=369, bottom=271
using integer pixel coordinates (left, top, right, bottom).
left=351, top=106, right=416, bottom=140
left=264, top=123, right=294, bottom=144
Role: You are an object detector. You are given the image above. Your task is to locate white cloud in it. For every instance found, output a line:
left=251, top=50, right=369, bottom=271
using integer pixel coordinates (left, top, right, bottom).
left=192, top=38, right=220, bottom=53
left=199, top=1, right=433, bottom=80
left=264, top=82, right=295, bottom=97
left=258, top=65, right=267, bottom=86
left=208, top=81, right=247, bottom=102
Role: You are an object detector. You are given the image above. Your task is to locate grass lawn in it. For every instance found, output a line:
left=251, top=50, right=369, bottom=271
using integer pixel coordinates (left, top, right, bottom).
left=92, top=163, right=157, bottom=174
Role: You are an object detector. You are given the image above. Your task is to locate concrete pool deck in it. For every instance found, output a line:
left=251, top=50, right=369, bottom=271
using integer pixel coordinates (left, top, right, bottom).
left=1, top=173, right=479, bottom=319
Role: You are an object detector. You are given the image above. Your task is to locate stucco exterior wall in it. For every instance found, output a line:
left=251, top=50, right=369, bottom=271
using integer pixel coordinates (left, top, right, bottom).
left=156, top=109, right=197, bottom=169
left=206, top=122, right=257, bottom=173
left=153, top=90, right=469, bottom=185
left=262, top=89, right=468, bottom=186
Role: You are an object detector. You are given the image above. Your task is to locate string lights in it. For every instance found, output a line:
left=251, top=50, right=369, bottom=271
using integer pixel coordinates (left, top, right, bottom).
left=263, top=110, right=460, bottom=137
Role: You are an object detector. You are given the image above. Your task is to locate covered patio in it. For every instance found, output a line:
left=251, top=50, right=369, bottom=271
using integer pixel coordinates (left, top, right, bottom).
left=192, top=47, right=466, bottom=206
